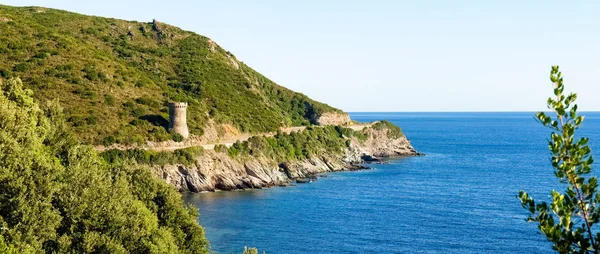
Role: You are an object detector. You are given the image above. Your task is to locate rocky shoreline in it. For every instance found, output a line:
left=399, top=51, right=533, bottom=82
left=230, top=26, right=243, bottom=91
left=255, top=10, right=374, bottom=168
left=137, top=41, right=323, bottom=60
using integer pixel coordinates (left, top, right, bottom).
left=153, top=124, right=422, bottom=192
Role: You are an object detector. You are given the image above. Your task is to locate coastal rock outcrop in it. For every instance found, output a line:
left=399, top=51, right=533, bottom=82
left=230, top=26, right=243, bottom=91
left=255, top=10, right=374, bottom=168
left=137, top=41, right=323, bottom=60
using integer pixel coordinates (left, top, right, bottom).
left=154, top=124, right=419, bottom=192
left=351, top=126, right=419, bottom=158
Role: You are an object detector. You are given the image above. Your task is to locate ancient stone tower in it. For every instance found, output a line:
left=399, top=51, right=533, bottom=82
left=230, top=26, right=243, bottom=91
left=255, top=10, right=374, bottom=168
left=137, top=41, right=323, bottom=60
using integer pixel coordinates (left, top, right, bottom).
left=169, top=102, right=189, bottom=139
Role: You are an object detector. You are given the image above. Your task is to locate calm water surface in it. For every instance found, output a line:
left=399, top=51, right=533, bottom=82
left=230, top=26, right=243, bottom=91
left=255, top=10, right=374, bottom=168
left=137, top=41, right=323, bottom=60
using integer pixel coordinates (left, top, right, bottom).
left=183, top=112, right=600, bottom=253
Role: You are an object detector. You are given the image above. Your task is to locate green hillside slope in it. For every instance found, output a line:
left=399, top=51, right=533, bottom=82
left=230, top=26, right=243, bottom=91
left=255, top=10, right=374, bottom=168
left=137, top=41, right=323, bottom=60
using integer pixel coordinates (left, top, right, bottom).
left=0, top=5, right=341, bottom=145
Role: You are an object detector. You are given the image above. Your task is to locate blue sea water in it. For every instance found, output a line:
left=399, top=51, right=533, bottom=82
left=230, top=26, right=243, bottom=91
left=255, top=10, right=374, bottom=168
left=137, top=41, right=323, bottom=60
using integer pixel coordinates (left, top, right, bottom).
left=183, top=112, right=600, bottom=253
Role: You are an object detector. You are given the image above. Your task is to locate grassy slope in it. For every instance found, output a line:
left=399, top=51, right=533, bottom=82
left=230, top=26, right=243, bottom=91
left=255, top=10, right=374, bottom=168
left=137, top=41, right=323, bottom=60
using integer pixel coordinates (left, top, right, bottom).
left=0, top=5, right=342, bottom=145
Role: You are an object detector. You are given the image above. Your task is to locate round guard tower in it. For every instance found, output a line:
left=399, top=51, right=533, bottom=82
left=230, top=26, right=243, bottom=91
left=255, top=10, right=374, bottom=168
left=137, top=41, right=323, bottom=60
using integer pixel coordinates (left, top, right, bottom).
left=168, top=102, right=189, bottom=139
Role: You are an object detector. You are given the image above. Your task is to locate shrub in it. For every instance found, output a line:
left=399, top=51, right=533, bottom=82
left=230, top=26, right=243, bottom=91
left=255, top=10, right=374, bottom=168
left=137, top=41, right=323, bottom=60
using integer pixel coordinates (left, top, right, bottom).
left=13, top=63, right=28, bottom=72
left=0, top=69, right=12, bottom=78
left=171, top=132, right=184, bottom=142
left=34, top=52, right=50, bottom=59
left=104, top=94, right=116, bottom=105
left=67, top=77, right=82, bottom=84
left=214, top=144, right=228, bottom=153
left=102, top=135, right=116, bottom=146
left=86, top=115, right=97, bottom=125
left=135, top=96, right=160, bottom=107
left=82, top=64, right=99, bottom=81
left=123, top=101, right=136, bottom=108
left=68, top=115, right=87, bottom=127
left=148, top=127, right=171, bottom=142
left=131, top=106, right=147, bottom=117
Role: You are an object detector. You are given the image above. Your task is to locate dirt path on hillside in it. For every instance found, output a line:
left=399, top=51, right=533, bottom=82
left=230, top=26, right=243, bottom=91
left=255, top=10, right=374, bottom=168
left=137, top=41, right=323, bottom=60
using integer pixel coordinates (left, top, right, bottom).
left=94, top=123, right=373, bottom=152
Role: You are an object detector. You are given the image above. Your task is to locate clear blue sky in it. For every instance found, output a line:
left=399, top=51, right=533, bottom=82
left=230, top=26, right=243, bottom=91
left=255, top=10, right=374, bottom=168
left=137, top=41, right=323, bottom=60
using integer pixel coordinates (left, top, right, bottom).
left=4, top=0, right=600, bottom=111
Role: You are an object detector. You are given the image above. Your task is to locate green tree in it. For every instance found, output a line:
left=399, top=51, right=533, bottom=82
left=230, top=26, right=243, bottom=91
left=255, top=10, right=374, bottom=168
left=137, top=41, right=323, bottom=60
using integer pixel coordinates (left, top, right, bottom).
left=0, top=78, right=209, bottom=253
left=518, top=66, right=598, bottom=253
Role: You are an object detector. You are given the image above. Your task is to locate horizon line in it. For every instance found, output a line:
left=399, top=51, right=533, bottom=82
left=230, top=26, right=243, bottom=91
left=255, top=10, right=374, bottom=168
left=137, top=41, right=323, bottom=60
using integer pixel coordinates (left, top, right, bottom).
left=346, top=110, right=600, bottom=113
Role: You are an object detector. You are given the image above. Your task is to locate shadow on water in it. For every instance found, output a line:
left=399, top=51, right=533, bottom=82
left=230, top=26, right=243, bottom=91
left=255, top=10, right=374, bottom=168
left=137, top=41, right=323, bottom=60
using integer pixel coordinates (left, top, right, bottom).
left=182, top=189, right=274, bottom=205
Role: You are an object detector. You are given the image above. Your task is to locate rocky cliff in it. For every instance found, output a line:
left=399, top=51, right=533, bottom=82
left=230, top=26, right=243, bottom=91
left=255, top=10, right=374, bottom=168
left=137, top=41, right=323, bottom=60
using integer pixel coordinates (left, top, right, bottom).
left=311, top=112, right=352, bottom=126
left=153, top=124, right=420, bottom=192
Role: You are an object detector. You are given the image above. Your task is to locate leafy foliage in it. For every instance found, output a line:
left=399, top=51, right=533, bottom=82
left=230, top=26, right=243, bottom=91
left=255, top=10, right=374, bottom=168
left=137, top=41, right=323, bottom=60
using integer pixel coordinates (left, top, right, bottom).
left=0, top=234, right=16, bottom=254
left=226, top=125, right=356, bottom=161
left=0, top=78, right=209, bottom=253
left=101, top=146, right=203, bottom=166
left=0, top=4, right=340, bottom=144
left=518, top=66, right=597, bottom=253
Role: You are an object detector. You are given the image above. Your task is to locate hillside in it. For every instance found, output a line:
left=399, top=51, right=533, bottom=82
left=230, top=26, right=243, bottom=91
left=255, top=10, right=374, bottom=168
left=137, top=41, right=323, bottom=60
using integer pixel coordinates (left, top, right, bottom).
left=0, top=5, right=345, bottom=145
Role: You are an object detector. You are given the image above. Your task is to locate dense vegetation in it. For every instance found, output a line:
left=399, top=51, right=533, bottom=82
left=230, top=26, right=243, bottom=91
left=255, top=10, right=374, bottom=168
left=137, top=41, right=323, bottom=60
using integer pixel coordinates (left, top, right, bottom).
left=221, top=125, right=373, bottom=162
left=101, top=147, right=204, bottom=166
left=0, top=77, right=209, bottom=253
left=226, top=126, right=350, bottom=161
left=0, top=5, right=341, bottom=145
left=518, top=66, right=598, bottom=253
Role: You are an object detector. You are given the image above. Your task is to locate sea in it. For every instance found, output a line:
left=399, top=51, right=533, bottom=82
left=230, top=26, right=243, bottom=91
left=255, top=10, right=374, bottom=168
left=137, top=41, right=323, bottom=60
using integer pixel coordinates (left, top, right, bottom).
left=182, top=112, right=600, bottom=253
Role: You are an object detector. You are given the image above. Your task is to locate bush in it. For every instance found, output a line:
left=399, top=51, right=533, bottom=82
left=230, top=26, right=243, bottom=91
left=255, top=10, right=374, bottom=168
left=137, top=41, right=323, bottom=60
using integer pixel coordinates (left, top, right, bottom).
left=123, top=101, right=136, bottom=108
left=12, top=63, right=28, bottom=72
left=104, top=94, right=116, bottom=105
left=135, top=96, right=160, bottom=107
left=148, top=127, right=171, bottom=142
left=34, top=52, right=50, bottom=59
left=171, top=132, right=184, bottom=142
left=86, top=115, right=97, bottom=125
left=0, top=69, right=12, bottom=78
left=67, top=77, right=82, bottom=84
left=82, top=64, right=99, bottom=81
left=131, top=106, right=147, bottom=117
left=214, top=144, right=228, bottom=153
left=102, top=135, right=116, bottom=146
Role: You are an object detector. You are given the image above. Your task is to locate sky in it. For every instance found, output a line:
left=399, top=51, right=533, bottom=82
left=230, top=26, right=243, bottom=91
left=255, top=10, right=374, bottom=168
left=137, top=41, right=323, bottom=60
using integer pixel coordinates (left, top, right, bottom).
left=3, top=0, right=600, bottom=112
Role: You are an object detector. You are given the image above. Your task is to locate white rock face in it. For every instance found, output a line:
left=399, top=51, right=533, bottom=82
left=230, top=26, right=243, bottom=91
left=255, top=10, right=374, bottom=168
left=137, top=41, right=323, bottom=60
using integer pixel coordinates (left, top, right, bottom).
left=154, top=124, right=420, bottom=192
left=312, top=112, right=351, bottom=126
